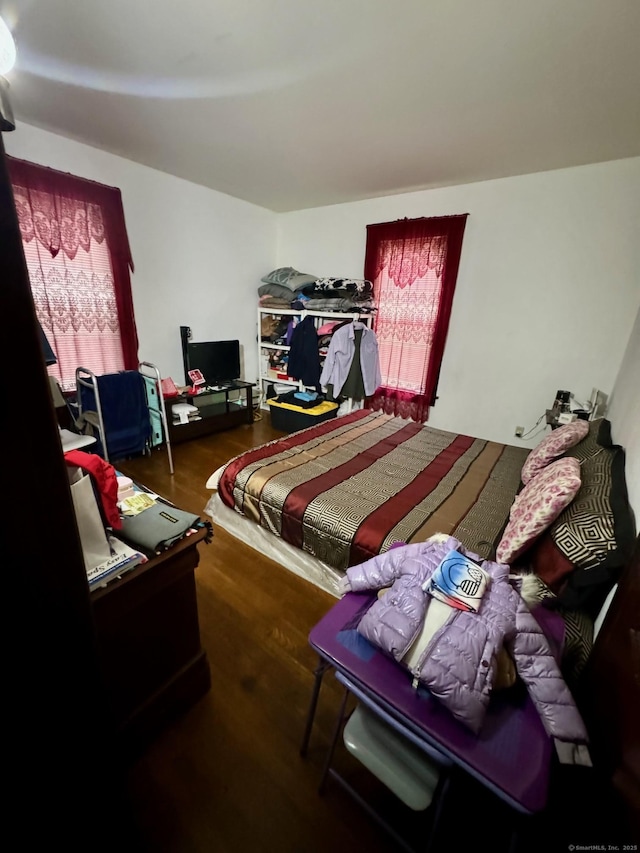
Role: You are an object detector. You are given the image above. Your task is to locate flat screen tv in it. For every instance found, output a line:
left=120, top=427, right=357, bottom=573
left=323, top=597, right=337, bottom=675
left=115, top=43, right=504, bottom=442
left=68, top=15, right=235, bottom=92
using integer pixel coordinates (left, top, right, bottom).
left=187, top=339, right=241, bottom=386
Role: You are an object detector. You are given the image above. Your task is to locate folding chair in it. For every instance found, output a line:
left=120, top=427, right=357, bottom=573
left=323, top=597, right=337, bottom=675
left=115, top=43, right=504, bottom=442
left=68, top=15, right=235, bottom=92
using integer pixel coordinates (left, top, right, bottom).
left=319, top=672, right=452, bottom=853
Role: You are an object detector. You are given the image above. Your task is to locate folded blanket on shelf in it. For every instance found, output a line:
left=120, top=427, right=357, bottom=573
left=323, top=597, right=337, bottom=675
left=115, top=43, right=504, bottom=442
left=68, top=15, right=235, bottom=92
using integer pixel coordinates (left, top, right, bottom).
left=259, top=296, right=293, bottom=308
left=258, top=281, right=297, bottom=301
left=291, top=296, right=375, bottom=313
left=309, top=278, right=373, bottom=293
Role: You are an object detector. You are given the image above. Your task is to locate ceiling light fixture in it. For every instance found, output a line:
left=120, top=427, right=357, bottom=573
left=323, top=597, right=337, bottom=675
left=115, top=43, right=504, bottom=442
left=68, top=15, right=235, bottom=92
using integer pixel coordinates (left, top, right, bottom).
left=0, top=15, right=17, bottom=76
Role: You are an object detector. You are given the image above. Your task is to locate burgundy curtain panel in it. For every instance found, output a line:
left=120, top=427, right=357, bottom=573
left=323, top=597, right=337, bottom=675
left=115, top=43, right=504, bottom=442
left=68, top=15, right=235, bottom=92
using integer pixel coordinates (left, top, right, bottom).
left=364, top=214, right=468, bottom=422
left=6, top=156, right=139, bottom=372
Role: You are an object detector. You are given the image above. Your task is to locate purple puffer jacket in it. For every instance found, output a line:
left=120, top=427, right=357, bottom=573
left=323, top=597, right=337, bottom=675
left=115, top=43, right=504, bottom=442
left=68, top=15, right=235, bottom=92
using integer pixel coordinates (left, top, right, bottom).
left=345, top=536, right=589, bottom=748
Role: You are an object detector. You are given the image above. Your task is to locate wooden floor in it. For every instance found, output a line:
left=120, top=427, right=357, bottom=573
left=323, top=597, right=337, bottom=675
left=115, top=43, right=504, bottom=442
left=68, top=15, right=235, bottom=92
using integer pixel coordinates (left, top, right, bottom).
left=117, top=417, right=412, bottom=853
left=115, top=416, right=633, bottom=853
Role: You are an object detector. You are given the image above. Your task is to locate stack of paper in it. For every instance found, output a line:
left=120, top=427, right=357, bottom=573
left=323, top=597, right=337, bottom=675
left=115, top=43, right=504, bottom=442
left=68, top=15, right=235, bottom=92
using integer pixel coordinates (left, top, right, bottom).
left=87, top=535, right=148, bottom=590
left=119, top=491, right=157, bottom=517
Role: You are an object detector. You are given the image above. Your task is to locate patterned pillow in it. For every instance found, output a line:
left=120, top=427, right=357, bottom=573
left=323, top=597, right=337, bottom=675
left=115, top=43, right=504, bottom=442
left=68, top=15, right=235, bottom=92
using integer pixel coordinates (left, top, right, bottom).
left=539, top=442, right=635, bottom=614
left=261, top=267, right=318, bottom=290
left=521, top=420, right=589, bottom=485
left=496, top=457, right=582, bottom=565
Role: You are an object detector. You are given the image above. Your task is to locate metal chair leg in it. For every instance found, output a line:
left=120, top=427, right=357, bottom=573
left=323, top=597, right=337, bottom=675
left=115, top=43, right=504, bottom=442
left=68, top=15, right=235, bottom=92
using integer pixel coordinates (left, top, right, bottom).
left=423, top=770, right=451, bottom=853
left=328, top=769, right=416, bottom=853
left=318, top=685, right=350, bottom=794
left=300, top=657, right=332, bottom=757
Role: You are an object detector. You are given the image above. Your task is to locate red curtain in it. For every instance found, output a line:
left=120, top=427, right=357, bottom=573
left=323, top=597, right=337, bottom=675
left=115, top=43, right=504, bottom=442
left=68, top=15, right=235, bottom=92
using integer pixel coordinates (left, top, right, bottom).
left=364, top=214, right=468, bottom=422
left=7, top=156, right=138, bottom=388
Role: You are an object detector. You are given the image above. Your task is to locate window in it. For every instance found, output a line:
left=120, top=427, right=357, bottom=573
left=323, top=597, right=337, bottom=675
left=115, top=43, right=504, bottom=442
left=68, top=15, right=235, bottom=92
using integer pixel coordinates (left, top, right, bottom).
left=7, top=157, right=138, bottom=391
left=364, top=215, right=468, bottom=422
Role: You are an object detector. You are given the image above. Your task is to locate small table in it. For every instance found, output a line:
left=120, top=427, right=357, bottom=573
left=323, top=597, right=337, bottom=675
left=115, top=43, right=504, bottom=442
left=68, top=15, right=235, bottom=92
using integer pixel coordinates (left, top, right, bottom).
left=302, top=592, right=553, bottom=818
left=167, top=380, right=256, bottom=444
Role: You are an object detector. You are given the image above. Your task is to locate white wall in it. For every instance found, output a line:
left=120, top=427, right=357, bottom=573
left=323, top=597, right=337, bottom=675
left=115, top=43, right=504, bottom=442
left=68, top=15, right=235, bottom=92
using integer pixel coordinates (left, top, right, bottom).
left=6, top=123, right=277, bottom=383
left=7, top=123, right=638, bottom=510
left=607, top=306, right=640, bottom=520
left=277, top=158, right=640, bottom=450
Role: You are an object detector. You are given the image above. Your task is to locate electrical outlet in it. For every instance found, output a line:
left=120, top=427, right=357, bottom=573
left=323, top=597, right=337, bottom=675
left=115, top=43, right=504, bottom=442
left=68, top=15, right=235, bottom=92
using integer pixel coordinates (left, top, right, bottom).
left=515, top=426, right=524, bottom=437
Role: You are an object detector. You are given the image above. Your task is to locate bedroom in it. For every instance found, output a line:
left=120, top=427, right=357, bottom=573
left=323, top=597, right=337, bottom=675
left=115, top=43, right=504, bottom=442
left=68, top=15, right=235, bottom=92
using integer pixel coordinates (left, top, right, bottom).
left=6, top=120, right=639, bottom=458
left=2, top=1, right=639, bottom=851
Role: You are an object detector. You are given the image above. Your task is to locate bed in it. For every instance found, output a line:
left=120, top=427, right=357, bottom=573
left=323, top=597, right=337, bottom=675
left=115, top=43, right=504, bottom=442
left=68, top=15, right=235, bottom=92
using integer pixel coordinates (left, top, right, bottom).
left=204, top=409, right=529, bottom=596
left=205, top=411, right=635, bottom=675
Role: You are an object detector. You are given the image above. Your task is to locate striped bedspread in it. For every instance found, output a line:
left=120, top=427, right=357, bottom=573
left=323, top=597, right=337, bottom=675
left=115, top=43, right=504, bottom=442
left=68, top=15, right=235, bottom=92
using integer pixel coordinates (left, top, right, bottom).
left=218, top=410, right=528, bottom=571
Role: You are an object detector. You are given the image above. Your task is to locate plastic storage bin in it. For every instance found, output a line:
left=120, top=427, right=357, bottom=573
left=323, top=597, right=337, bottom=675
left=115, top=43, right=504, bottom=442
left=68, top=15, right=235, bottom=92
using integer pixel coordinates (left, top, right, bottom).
left=268, top=398, right=338, bottom=433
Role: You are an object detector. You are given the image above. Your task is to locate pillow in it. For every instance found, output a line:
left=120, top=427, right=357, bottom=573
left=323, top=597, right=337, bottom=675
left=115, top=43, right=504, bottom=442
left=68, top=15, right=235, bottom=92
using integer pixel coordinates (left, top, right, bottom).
left=258, top=282, right=295, bottom=301
left=521, top=420, right=589, bottom=484
left=290, top=273, right=321, bottom=291
left=261, top=267, right=318, bottom=290
left=496, top=457, right=582, bottom=565
left=565, top=416, right=612, bottom=461
left=531, top=442, right=636, bottom=614
left=521, top=420, right=620, bottom=597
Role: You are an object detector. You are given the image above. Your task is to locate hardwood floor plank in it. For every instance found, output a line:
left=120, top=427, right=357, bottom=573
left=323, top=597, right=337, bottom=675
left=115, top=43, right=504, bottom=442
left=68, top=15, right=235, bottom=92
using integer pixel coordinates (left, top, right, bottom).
left=117, top=421, right=397, bottom=852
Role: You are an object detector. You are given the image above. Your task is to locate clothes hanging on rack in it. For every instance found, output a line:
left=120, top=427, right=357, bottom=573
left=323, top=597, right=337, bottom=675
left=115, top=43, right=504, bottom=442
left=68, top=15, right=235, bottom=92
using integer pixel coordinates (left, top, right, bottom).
left=287, top=314, right=322, bottom=390
left=320, top=321, right=381, bottom=399
left=340, top=326, right=366, bottom=400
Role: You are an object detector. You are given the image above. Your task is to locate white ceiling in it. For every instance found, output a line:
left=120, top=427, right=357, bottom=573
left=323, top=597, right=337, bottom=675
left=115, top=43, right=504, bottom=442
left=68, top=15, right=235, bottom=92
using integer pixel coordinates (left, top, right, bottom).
left=2, top=0, right=639, bottom=212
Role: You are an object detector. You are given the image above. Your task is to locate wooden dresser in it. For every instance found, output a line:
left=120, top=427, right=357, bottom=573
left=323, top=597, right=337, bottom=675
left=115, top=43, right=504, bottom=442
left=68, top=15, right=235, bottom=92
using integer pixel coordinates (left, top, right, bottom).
left=90, top=527, right=211, bottom=761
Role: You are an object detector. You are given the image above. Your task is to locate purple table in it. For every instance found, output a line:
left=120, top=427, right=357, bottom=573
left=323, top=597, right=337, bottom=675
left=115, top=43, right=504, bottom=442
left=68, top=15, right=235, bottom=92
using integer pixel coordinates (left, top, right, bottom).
left=302, top=591, right=553, bottom=817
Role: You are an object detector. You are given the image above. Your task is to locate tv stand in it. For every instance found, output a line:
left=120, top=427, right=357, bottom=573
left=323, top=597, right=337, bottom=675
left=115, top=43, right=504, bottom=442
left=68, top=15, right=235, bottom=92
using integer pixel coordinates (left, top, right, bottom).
left=166, top=380, right=255, bottom=444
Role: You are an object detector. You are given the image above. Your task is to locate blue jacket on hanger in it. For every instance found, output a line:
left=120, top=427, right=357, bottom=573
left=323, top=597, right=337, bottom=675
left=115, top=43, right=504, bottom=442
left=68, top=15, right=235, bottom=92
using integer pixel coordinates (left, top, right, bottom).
left=287, top=315, right=322, bottom=390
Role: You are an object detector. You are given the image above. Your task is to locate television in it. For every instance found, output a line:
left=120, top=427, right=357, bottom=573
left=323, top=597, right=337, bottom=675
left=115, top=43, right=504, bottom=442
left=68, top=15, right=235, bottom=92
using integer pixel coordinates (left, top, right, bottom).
left=187, top=339, right=241, bottom=387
